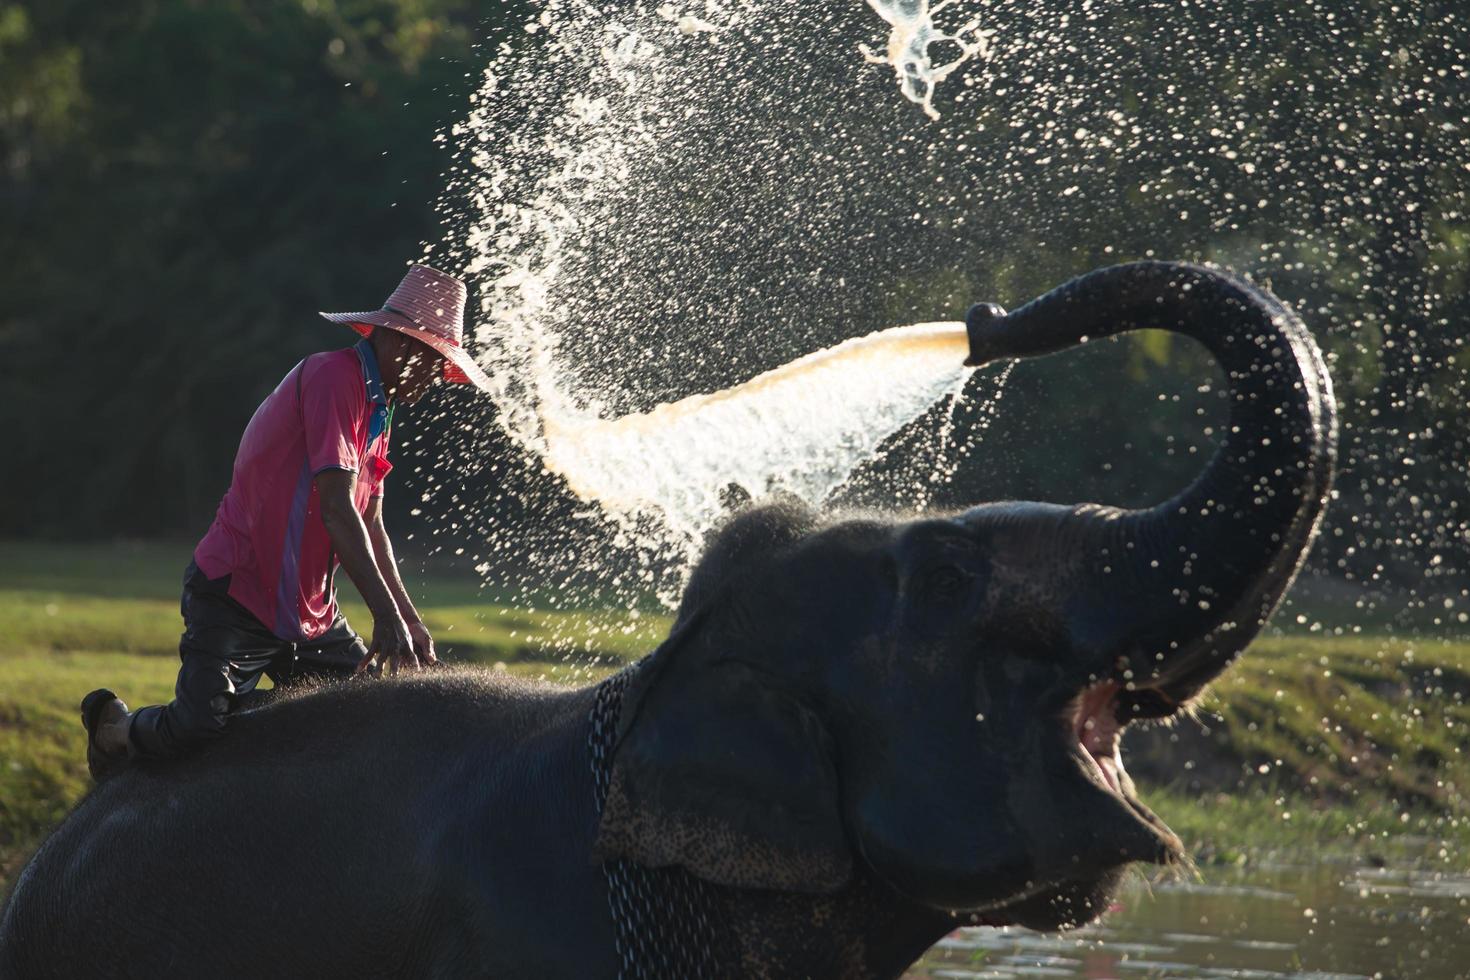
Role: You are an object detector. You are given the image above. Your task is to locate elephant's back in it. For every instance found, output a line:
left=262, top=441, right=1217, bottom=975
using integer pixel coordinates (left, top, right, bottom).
left=1, top=835, right=70, bottom=979
left=0, top=668, right=601, bottom=978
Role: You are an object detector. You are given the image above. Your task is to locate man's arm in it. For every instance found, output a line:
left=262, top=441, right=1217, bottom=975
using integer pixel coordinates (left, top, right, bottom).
left=316, top=469, right=417, bottom=672
left=365, top=496, right=437, bottom=665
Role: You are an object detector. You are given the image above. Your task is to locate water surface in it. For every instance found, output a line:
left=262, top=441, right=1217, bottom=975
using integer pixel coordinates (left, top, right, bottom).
left=913, top=851, right=1470, bottom=979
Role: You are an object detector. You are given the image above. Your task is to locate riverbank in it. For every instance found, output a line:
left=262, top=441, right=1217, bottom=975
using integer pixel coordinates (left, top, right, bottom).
left=1126, top=630, right=1470, bottom=869
left=3, top=540, right=1467, bottom=885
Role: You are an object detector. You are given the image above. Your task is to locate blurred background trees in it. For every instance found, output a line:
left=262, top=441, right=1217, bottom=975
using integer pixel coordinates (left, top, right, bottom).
left=0, top=0, right=504, bottom=535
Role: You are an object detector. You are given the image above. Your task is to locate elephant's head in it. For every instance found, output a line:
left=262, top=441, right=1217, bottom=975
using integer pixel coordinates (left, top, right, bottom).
left=595, top=262, right=1337, bottom=929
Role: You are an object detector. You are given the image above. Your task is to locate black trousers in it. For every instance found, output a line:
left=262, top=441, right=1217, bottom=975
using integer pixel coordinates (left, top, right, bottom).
left=128, top=563, right=368, bottom=759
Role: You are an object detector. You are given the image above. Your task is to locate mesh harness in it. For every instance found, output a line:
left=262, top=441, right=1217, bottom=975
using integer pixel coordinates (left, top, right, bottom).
left=587, top=668, right=732, bottom=979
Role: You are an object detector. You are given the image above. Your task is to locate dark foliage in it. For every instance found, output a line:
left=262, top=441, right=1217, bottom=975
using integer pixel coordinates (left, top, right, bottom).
left=0, top=0, right=517, bottom=537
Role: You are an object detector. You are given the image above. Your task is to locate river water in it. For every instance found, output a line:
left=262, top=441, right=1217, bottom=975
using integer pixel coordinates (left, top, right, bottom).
left=913, top=848, right=1470, bottom=979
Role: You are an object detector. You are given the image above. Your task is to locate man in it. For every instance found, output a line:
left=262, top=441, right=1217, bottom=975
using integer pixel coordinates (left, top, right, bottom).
left=81, top=264, right=494, bottom=780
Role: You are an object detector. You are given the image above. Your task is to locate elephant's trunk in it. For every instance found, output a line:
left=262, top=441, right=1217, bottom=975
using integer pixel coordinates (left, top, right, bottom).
left=966, top=261, right=1338, bottom=703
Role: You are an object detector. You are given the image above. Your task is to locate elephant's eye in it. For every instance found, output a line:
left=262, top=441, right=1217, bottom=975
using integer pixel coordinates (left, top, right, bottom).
left=925, top=565, right=970, bottom=601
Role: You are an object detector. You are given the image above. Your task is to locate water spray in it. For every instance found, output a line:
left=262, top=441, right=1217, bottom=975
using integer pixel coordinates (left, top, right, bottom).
left=860, top=0, right=990, bottom=120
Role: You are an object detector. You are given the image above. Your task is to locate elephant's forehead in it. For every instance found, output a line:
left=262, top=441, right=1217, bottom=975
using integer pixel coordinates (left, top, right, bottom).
left=986, top=560, right=1073, bottom=604
left=987, top=540, right=1085, bottom=584
left=962, top=505, right=1100, bottom=572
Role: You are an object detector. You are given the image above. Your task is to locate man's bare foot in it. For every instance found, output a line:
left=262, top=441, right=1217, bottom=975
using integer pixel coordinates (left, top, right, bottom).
left=80, top=689, right=131, bottom=783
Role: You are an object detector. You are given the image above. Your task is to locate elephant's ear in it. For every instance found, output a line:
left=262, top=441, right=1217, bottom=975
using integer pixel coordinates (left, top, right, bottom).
left=593, top=633, right=852, bottom=893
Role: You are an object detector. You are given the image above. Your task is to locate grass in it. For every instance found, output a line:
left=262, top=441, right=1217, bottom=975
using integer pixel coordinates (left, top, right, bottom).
left=1191, top=633, right=1470, bottom=810
left=0, top=539, right=668, bottom=669
left=0, top=538, right=666, bottom=883
left=1130, top=631, right=1470, bottom=868
left=3, top=539, right=1469, bottom=886
left=1144, top=782, right=1470, bottom=870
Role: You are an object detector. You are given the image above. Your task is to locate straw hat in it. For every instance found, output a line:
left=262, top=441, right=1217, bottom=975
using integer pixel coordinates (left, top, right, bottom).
left=320, top=264, right=492, bottom=392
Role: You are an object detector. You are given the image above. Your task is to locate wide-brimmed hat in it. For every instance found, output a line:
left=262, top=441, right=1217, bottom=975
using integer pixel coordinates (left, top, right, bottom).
left=320, top=263, right=492, bottom=392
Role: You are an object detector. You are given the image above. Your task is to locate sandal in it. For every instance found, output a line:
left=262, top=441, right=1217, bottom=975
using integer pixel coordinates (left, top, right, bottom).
left=80, top=688, right=130, bottom=783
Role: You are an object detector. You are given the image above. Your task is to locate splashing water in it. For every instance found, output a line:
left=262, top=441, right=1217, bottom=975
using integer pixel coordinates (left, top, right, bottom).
left=540, top=323, right=974, bottom=547
left=426, top=0, right=1470, bottom=641
left=429, top=0, right=1004, bottom=593
left=859, top=0, right=989, bottom=120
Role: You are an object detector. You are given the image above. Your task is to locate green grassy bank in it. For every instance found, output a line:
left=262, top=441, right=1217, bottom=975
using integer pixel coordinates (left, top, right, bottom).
left=3, top=540, right=1468, bottom=886
left=1127, top=629, right=1470, bottom=870
left=0, top=539, right=655, bottom=883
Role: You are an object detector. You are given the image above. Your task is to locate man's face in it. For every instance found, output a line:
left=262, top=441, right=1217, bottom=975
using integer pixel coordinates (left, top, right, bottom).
left=381, top=331, right=443, bottom=405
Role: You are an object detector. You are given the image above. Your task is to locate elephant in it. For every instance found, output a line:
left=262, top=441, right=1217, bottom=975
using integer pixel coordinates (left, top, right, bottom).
left=0, top=261, right=1336, bottom=979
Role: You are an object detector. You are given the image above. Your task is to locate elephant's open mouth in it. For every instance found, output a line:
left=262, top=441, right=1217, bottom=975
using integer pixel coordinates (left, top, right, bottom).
left=1069, top=680, right=1128, bottom=796
left=1064, top=678, right=1183, bottom=864
left=1058, top=678, right=1181, bottom=875
left=1067, top=675, right=1189, bottom=799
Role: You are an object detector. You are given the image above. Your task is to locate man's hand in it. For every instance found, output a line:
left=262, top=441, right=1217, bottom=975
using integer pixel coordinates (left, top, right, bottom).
left=364, top=497, right=440, bottom=669
left=358, top=608, right=418, bottom=675
left=408, top=619, right=438, bottom=667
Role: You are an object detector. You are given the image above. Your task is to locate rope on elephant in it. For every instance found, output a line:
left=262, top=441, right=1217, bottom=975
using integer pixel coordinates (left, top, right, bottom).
left=589, top=667, right=730, bottom=978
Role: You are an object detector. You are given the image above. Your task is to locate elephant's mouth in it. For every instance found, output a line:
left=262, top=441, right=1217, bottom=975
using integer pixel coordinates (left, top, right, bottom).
left=1063, top=678, right=1182, bottom=863
left=1070, top=680, right=1128, bottom=795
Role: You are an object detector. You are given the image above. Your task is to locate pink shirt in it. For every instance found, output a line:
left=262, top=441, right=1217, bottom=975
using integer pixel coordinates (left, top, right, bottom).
left=194, top=342, right=392, bottom=641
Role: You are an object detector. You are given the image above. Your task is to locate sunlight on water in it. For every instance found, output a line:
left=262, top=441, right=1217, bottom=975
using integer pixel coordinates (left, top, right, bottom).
left=860, top=0, right=990, bottom=120
left=541, top=322, right=973, bottom=546
left=916, top=850, right=1470, bottom=979
left=431, top=1, right=1000, bottom=590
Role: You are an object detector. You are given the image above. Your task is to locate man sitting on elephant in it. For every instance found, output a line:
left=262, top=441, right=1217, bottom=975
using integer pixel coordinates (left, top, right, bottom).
left=81, top=264, right=495, bottom=780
